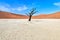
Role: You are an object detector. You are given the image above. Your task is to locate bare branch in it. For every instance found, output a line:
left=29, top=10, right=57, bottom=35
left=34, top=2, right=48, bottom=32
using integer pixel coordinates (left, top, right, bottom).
left=25, top=8, right=37, bottom=21
left=25, top=13, right=29, bottom=16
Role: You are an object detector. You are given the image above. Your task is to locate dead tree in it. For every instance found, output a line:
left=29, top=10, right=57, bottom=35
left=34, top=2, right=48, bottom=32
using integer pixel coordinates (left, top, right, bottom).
left=26, top=8, right=37, bottom=21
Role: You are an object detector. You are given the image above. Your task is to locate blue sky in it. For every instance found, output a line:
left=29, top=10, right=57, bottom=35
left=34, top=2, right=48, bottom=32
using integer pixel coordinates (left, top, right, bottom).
left=0, top=0, right=60, bottom=15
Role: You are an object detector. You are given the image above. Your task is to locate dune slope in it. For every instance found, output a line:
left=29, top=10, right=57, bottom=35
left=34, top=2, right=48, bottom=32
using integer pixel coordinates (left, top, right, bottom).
left=32, top=12, right=60, bottom=19
left=0, top=11, right=60, bottom=19
left=0, top=11, right=28, bottom=19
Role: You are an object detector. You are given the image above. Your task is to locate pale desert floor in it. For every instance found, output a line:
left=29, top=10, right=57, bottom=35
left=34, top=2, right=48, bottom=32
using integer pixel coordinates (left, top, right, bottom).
left=0, top=19, right=60, bottom=40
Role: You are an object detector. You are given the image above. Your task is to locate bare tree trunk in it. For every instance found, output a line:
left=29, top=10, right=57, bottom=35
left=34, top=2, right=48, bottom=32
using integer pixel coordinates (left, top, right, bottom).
left=29, top=15, right=32, bottom=21
left=26, top=8, right=37, bottom=21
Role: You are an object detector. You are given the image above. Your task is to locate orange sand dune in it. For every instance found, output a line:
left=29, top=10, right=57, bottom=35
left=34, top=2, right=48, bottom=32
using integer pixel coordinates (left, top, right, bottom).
left=32, top=12, right=60, bottom=19
left=0, top=11, right=28, bottom=19
left=0, top=11, right=60, bottom=19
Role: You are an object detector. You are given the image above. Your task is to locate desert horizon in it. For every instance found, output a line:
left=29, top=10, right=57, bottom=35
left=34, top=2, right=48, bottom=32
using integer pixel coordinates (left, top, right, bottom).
left=0, top=0, right=60, bottom=40
left=0, top=11, right=60, bottom=19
